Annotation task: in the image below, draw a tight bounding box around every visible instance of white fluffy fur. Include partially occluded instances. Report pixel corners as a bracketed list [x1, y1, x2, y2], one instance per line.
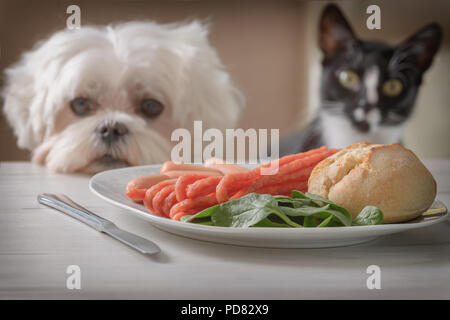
[2, 20, 244, 173]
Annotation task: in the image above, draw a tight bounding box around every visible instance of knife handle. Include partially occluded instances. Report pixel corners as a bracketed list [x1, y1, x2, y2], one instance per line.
[38, 193, 111, 231]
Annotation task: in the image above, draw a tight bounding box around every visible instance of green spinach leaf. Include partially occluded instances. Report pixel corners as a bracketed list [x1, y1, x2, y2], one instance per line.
[352, 206, 384, 226]
[211, 193, 302, 228]
[183, 190, 381, 229]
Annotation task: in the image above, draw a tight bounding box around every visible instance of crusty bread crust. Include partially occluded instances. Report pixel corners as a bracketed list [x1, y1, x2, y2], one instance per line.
[308, 142, 436, 223]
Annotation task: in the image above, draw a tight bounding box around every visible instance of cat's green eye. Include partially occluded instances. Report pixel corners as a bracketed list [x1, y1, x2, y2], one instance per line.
[382, 79, 403, 97]
[338, 70, 360, 90]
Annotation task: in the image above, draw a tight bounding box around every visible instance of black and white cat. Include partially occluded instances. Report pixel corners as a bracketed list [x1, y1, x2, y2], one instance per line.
[280, 4, 442, 154]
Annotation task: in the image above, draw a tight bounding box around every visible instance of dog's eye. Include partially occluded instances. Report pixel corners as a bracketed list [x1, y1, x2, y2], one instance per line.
[70, 97, 93, 116]
[140, 98, 164, 118]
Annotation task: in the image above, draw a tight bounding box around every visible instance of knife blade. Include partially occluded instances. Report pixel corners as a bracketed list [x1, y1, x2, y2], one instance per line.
[37, 193, 161, 255]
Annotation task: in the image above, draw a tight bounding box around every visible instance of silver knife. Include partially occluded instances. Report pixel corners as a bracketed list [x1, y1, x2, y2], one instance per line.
[37, 193, 160, 255]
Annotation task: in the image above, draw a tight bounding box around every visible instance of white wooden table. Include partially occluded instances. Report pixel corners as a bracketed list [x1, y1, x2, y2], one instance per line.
[1, 161, 449, 299]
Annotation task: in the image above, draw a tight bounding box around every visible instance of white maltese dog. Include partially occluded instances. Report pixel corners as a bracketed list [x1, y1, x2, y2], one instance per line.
[2, 21, 244, 173]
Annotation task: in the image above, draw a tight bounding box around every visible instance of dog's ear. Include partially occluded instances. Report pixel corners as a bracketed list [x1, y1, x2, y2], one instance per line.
[171, 21, 245, 129]
[2, 36, 58, 151]
[2, 54, 43, 150]
[2, 28, 88, 151]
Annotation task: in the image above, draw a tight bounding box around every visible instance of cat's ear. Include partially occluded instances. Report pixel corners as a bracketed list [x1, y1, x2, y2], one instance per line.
[396, 23, 442, 73]
[319, 4, 356, 61]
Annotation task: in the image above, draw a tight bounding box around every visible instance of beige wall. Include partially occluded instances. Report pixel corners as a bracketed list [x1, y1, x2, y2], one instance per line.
[0, 0, 449, 161]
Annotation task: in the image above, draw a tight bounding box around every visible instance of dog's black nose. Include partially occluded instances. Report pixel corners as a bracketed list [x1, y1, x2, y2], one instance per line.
[96, 122, 129, 144]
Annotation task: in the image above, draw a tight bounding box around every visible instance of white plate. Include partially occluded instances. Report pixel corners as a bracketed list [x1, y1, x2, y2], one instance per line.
[89, 165, 449, 248]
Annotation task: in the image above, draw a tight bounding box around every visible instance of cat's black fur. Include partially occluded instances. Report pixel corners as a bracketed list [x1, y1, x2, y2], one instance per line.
[280, 4, 442, 154]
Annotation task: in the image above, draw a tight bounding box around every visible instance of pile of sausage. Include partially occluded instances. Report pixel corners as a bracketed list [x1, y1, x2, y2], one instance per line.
[126, 146, 338, 221]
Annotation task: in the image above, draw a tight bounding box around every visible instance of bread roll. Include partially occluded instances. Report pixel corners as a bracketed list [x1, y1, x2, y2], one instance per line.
[308, 142, 436, 223]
